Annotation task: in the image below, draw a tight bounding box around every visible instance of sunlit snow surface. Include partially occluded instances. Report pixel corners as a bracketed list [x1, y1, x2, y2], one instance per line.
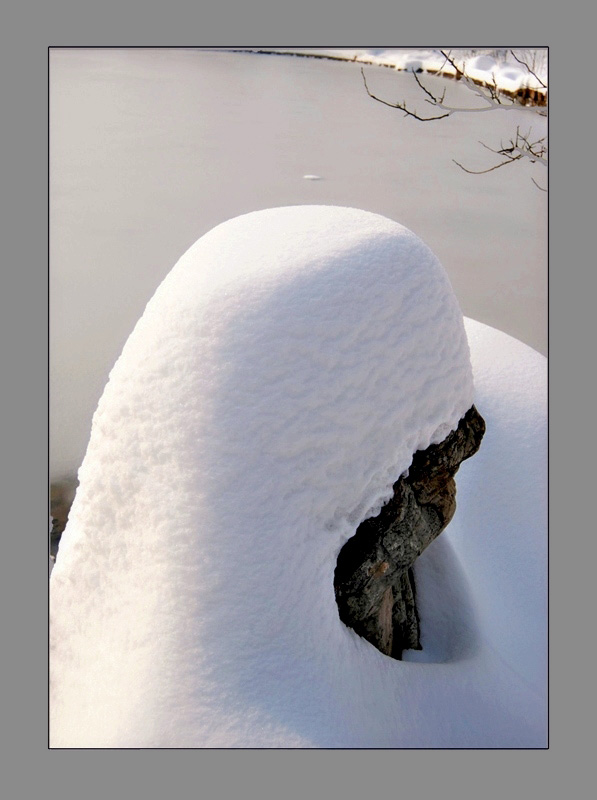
[50, 207, 546, 748]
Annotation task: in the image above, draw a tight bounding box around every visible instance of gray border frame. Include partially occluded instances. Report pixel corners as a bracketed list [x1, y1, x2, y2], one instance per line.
[5, 0, 579, 792]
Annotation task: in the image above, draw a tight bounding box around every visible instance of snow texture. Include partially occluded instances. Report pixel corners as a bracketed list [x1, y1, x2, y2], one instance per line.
[49, 206, 545, 748]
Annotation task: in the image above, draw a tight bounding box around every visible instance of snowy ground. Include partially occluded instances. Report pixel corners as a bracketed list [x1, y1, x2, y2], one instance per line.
[50, 207, 546, 748]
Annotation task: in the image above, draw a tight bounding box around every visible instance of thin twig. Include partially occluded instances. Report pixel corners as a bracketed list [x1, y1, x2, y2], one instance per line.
[490, 72, 502, 104]
[452, 155, 523, 174]
[478, 140, 515, 157]
[509, 49, 547, 89]
[439, 50, 465, 80]
[360, 68, 450, 120]
[411, 68, 441, 102]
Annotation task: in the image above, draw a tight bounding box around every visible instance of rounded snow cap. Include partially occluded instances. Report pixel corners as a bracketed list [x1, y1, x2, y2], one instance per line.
[51, 206, 474, 747]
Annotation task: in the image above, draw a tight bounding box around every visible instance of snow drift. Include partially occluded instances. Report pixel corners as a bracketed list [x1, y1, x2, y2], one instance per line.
[50, 206, 546, 747]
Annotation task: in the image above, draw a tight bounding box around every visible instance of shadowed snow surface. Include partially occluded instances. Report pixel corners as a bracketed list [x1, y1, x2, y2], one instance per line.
[49, 207, 545, 747]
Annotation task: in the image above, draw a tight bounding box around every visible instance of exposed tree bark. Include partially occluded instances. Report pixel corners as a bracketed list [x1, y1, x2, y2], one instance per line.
[334, 405, 486, 660]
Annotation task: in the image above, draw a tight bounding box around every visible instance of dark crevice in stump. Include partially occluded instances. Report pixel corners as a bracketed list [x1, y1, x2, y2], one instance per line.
[334, 405, 485, 660]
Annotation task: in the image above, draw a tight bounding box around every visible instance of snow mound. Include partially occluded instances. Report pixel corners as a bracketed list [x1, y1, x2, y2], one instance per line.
[467, 55, 499, 72]
[50, 208, 545, 748]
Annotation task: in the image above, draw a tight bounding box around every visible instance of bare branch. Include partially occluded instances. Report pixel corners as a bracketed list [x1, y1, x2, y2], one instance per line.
[360, 68, 451, 121]
[436, 50, 453, 75]
[511, 127, 548, 166]
[439, 50, 465, 80]
[453, 155, 523, 174]
[434, 71, 510, 112]
[509, 49, 547, 89]
[411, 68, 441, 103]
[531, 176, 548, 192]
[478, 140, 518, 159]
[490, 72, 502, 104]
[367, 53, 544, 117]
[453, 122, 547, 184]
[471, 127, 548, 170]
[361, 51, 548, 190]
[513, 145, 547, 166]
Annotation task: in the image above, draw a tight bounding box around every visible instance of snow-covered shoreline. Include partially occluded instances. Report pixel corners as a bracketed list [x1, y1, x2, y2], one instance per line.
[220, 47, 548, 105]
